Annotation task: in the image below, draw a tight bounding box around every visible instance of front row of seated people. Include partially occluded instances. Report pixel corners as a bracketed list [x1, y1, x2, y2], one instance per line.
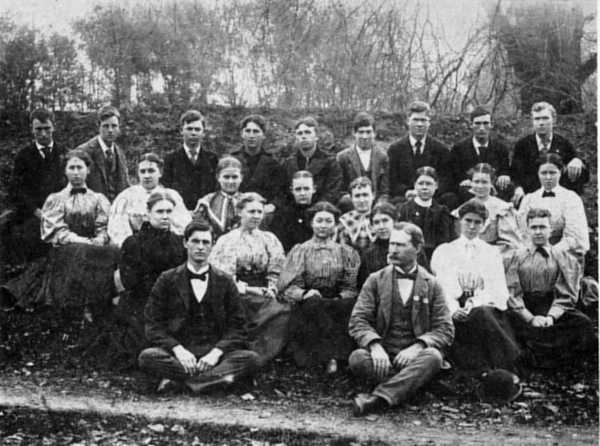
[0, 145, 595, 417]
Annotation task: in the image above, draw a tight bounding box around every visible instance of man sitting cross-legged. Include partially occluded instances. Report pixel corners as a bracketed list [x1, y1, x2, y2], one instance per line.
[138, 221, 260, 393]
[348, 222, 454, 416]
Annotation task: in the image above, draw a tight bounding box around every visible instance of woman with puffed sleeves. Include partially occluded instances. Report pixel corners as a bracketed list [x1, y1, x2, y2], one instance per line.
[278, 201, 361, 374]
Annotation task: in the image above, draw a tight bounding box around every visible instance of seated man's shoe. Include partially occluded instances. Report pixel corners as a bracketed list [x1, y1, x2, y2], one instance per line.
[156, 378, 182, 394]
[352, 392, 387, 417]
[326, 358, 338, 375]
[185, 373, 235, 393]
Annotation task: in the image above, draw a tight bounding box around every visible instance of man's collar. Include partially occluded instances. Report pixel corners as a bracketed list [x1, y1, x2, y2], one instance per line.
[183, 142, 201, 155]
[187, 262, 209, 275]
[409, 134, 427, 147]
[35, 141, 54, 150]
[298, 145, 317, 160]
[472, 136, 488, 148]
[354, 144, 372, 153]
[535, 133, 553, 148]
[98, 136, 114, 153]
[414, 197, 432, 207]
[394, 263, 418, 275]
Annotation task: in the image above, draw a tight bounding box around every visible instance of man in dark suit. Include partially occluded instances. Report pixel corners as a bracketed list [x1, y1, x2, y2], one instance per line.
[162, 110, 219, 210]
[511, 101, 588, 202]
[76, 105, 130, 201]
[138, 221, 260, 393]
[229, 114, 287, 210]
[388, 101, 455, 208]
[4, 108, 65, 262]
[450, 106, 513, 203]
[282, 116, 343, 205]
[348, 222, 454, 416]
[337, 112, 389, 210]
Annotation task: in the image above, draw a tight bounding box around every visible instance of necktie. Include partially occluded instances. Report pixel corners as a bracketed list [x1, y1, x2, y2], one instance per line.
[189, 148, 198, 164]
[105, 149, 115, 173]
[225, 196, 236, 229]
[414, 140, 422, 156]
[42, 146, 51, 159]
[70, 187, 87, 195]
[478, 145, 486, 159]
[395, 267, 417, 280]
[189, 271, 208, 281]
[542, 191, 555, 198]
[535, 247, 549, 259]
[540, 142, 549, 155]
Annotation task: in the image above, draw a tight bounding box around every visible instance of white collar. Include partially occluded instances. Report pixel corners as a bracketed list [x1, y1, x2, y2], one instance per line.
[98, 136, 114, 154]
[409, 134, 427, 148]
[395, 263, 418, 274]
[187, 262, 209, 275]
[355, 144, 372, 154]
[35, 141, 54, 150]
[539, 185, 562, 195]
[459, 234, 481, 247]
[535, 133, 553, 148]
[184, 142, 201, 157]
[472, 136, 488, 148]
[414, 197, 432, 207]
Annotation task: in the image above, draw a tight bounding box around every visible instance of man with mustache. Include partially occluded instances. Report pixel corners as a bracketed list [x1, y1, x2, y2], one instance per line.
[348, 222, 454, 416]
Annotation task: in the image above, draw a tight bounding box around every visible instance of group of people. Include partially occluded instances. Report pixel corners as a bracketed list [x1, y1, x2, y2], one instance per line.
[0, 100, 595, 417]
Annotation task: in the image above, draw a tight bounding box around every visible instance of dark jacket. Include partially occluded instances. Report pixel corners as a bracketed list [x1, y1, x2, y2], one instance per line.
[230, 145, 287, 206]
[388, 136, 453, 199]
[144, 264, 248, 352]
[336, 145, 389, 198]
[348, 265, 454, 352]
[450, 137, 510, 186]
[397, 199, 455, 256]
[511, 133, 589, 194]
[268, 200, 313, 252]
[9, 143, 66, 220]
[282, 148, 343, 204]
[162, 145, 219, 209]
[76, 136, 130, 201]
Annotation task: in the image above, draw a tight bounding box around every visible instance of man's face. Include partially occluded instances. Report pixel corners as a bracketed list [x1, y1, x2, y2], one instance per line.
[291, 177, 316, 205]
[532, 109, 554, 136]
[99, 115, 120, 144]
[241, 121, 265, 150]
[181, 119, 204, 147]
[388, 229, 418, 267]
[471, 114, 492, 141]
[354, 125, 375, 151]
[32, 118, 54, 146]
[528, 217, 551, 247]
[184, 230, 213, 265]
[460, 212, 485, 240]
[295, 124, 318, 152]
[407, 112, 430, 139]
[351, 185, 374, 214]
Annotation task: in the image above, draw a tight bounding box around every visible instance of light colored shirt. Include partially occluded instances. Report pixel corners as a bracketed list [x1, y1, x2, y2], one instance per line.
[187, 263, 209, 302]
[414, 197, 432, 207]
[518, 185, 589, 256]
[471, 137, 488, 156]
[395, 265, 417, 305]
[409, 134, 427, 155]
[355, 146, 371, 171]
[35, 141, 54, 158]
[183, 143, 201, 163]
[98, 136, 115, 157]
[431, 235, 509, 314]
[535, 133, 553, 152]
[108, 184, 191, 247]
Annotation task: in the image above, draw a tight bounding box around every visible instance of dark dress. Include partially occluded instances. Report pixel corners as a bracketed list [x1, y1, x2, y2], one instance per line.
[268, 200, 313, 253]
[398, 199, 454, 261]
[278, 238, 360, 367]
[117, 222, 185, 355]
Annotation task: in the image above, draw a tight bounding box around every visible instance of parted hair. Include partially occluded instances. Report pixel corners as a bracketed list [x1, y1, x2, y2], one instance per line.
[139, 152, 164, 169]
[352, 112, 376, 132]
[236, 192, 266, 212]
[536, 152, 564, 171]
[526, 208, 552, 223]
[458, 198, 489, 220]
[349, 176, 373, 194]
[98, 105, 120, 123]
[468, 163, 496, 182]
[392, 221, 424, 248]
[30, 108, 54, 124]
[307, 201, 341, 222]
[369, 202, 397, 222]
[294, 116, 319, 131]
[240, 114, 267, 133]
[531, 101, 557, 120]
[180, 109, 205, 128]
[291, 170, 314, 181]
[407, 100, 431, 117]
[147, 190, 176, 211]
[470, 106, 491, 122]
[184, 220, 213, 241]
[65, 149, 92, 167]
[415, 166, 439, 183]
[216, 155, 243, 174]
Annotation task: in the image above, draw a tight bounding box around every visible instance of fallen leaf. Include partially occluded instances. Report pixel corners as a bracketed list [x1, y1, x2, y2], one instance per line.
[147, 423, 165, 433]
[241, 393, 255, 401]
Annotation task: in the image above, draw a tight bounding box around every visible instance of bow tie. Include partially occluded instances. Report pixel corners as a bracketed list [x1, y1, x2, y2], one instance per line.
[535, 247, 549, 259]
[189, 271, 208, 281]
[542, 191, 555, 198]
[70, 187, 87, 195]
[395, 268, 417, 280]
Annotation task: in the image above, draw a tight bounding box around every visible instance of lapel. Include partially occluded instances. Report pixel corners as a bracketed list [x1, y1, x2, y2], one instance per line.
[93, 137, 108, 185]
[411, 268, 430, 331]
[379, 266, 395, 330]
[307, 149, 329, 176]
[370, 148, 382, 186]
[347, 147, 363, 177]
[175, 264, 194, 311]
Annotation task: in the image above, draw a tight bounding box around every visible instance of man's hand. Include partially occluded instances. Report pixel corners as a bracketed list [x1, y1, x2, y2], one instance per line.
[566, 157, 583, 182]
[530, 315, 554, 328]
[404, 189, 417, 200]
[34, 208, 43, 219]
[172, 345, 197, 375]
[264, 203, 276, 214]
[369, 342, 391, 381]
[129, 212, 145, 231]
[303, 289, 322, 300]
[459, 179, 472, 188]
[496, 175, 511, 190]
[393, 343, 424, 369]
[453, 308, 470, 322]
[512, 187, 524, 207]
[197, 348, 223, 372]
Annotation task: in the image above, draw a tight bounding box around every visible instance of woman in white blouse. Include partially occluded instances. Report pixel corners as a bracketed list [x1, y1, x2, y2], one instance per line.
[518, 153, 589, 261]
[431, 199, 520, 372]
[108, 153, 190, 247]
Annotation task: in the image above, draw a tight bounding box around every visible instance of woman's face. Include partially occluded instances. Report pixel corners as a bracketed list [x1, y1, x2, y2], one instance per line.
[138, 160, 162, 191]
[414, 174, 437, 201]
[311, 210, 336, 239]
[538, 162, 561, 191]
[148, 199, 174, 230]
[218, 167, 243, 195]
[471, 172, 492, 199]
[460, 212, 484, 240]
[65, 157, 88, 187]
[239, 199, 264, 230]
[372, 213, 394, 240]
